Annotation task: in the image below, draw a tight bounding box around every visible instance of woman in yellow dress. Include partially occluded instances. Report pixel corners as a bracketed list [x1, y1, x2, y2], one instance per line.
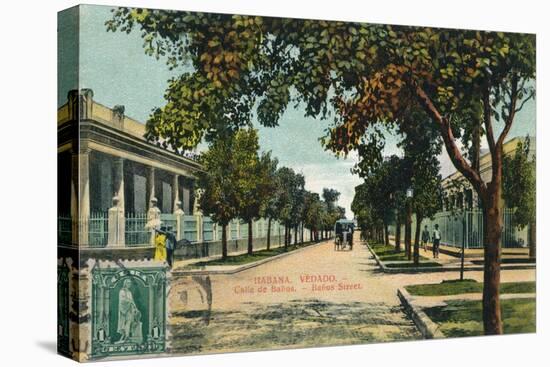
[154, 231, 167, 261]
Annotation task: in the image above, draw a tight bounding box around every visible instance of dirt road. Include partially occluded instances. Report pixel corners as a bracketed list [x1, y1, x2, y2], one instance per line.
[167, 233, 535, 354]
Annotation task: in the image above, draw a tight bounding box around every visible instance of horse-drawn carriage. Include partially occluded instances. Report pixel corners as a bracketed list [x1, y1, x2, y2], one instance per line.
[334, 219, 354, 251]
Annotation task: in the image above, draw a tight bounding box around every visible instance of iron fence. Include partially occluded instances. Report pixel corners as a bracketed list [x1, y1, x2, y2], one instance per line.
[57, 214, 73, 245]
[389, 208, 527, 249]
[202, 217, 214, 242]
[85, 212, 109, 247]
[183, 215, 198, 242]
[160, 213, 177, 233]
[58, 213, 287, 249]
[125, 213, 149, 246]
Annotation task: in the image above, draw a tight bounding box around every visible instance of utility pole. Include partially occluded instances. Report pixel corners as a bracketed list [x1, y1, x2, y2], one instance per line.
[460, 213, 465, 281]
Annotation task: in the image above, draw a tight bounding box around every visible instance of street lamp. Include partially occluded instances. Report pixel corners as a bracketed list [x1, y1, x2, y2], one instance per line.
[406, 188, 415, 263]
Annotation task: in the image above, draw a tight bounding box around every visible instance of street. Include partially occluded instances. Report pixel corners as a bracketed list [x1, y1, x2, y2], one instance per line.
[167, 232, 531, 354]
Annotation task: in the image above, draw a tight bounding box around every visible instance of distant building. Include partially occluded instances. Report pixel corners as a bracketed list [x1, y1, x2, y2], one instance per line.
[441, 136, 536, 211]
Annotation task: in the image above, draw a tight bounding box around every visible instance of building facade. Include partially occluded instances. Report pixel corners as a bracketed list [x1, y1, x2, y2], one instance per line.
[390, 137, 535, 249]
[57, 89, 293, 256]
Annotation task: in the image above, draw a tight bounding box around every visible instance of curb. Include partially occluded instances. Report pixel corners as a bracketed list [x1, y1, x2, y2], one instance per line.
[365, 243, 535, 273]
[172, 240, 327, 276]
[365, 242, 389, 272]
[397, 287, 445, 339]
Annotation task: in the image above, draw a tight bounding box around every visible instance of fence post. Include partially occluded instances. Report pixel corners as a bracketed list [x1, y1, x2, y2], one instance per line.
[174, 201, 184, 241]
[107, 196, 125, 247]
[196, 213, 203, 243]
[147, 197, 161, 246]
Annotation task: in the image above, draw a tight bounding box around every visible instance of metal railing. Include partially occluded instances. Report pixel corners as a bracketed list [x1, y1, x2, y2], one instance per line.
[389, 208, 527, 249]
[57, 213, 288, 249]
[57, 214, 73, 245]
[125, 213, 149, 246]
[87, 212, 109, 247]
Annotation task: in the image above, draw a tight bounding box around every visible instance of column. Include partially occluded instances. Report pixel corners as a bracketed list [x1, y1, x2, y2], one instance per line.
[111, 157, 125, 246]
[147, 167, 156, 210]
[113, 157, 125, 212]
[172, 174, 180, 214]
[73, 143, 90, 247]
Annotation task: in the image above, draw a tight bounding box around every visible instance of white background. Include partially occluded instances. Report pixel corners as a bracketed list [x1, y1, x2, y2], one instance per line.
[0, 0, 548, 366]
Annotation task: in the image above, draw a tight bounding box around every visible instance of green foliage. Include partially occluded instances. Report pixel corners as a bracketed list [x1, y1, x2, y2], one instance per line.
[398, 110, 444, 220]
[424, 298, 535, 337]
[406, 281, 535, 296]
[302, 192, 324, 232]
[197, 129, 267, 226]
[352, 155, 405, 233]
[196, 134, 238, 226]
[503, 137, 536, 229]
[187, 241, 314, 267]
[107, 10, 535, 198]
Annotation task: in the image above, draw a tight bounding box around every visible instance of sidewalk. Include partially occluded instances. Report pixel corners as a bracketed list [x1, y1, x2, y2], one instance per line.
[388, 235, 530, 259]
[369, 240, 535, 273]
[172, 240, 326, 275]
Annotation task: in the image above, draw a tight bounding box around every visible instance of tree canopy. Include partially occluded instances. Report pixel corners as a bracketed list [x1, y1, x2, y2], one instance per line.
[107, 7, 536, 335]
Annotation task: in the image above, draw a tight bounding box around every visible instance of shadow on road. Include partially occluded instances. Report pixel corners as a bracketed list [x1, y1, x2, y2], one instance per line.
[169, 299, 420, 354]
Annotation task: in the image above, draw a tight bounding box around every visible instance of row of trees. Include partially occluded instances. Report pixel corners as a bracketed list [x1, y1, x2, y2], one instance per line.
[108, 8, 535, 334]
[197, 128, 345, 259]
[353, 133, 536, 264]
[352, 111, 443, 266]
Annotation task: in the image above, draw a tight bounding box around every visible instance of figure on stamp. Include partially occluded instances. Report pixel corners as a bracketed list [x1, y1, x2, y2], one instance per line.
[116, 279, 143, 343]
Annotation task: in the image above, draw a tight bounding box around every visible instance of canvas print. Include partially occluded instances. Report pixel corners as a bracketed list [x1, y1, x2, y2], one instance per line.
[57, 4, 536, 362]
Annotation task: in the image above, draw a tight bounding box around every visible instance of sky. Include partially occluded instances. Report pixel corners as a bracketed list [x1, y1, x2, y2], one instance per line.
[59, 5, 536, 217]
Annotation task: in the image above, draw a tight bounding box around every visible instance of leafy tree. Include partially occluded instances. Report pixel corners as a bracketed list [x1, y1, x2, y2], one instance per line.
[503, 137, 536, 259]
[259, 153, 280, 250]
[108, 8, 535, 335]
[354, 153, 407, 249]
[322, 188, 342, 237]
[273, 167, 300, 248]
[290, 174, 306, 245]
[303, 191, 324, 242]
[232, 129, 273, 255]
[196, 134, 239, 259]
[398, 110, 444, 264]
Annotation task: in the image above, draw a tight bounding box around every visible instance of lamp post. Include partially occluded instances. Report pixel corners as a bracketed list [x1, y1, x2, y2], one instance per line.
[405, 188, 413, 261]
[408, 188, 422, 265]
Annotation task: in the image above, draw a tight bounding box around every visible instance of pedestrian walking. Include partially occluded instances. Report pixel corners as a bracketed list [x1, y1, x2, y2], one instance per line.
[165, 229, 175, 268]
[421, 225, 430, 252]
[432, 224, 441, 259]
[156, 226, 176, 268]
[154, 230, 167, 262]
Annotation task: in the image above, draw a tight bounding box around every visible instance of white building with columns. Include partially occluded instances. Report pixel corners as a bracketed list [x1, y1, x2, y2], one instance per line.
[58, 89, 202, 249]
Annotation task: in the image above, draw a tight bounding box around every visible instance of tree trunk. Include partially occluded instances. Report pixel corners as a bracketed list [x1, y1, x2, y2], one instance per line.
[472, 122, 481, 172]
[413, 81, 513, 336]
[481, 188, 504, 335]
[395, 217, 401, 252]
[405, 203, 412, 260]
[301, 222, 305, 243]
[413, 215, 422, 266]
[247, 220, 253, 255]
[221, 224, 228, 259]
[267, 218, 272, 251]
[529, 221, 536, 259]
[384, 222, 390, 246]
[285, 224, 288, 250]
[294, 225, 299, 244]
